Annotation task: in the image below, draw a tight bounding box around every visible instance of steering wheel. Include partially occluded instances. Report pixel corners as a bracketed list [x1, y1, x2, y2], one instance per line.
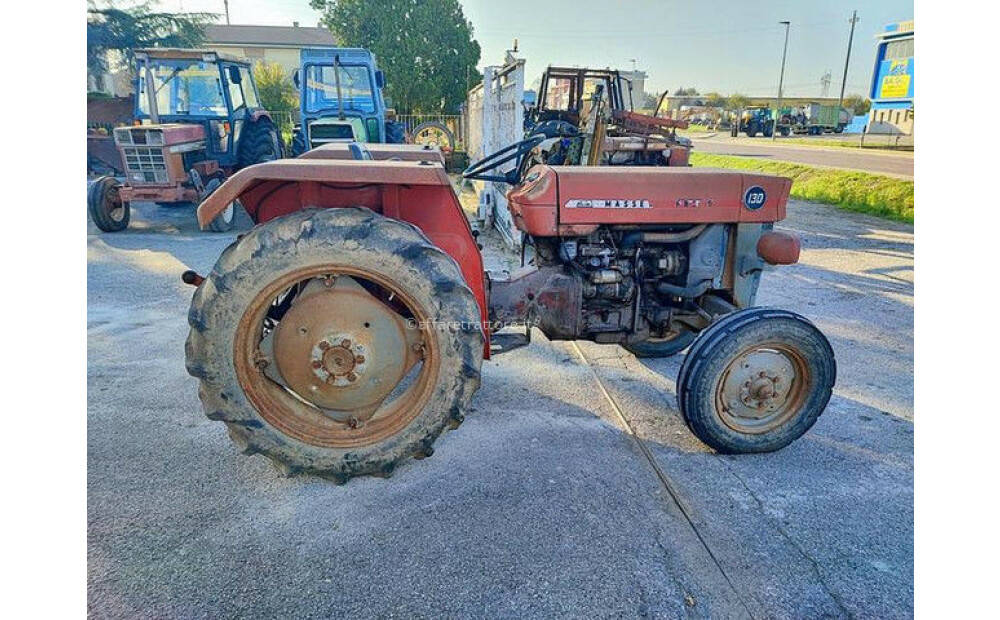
[462, 134, 545, 184]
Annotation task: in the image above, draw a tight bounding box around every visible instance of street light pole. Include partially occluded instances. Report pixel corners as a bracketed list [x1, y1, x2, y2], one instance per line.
[773, 21, 790, 141]
[837, 11, 860, 124]
[224, 0, 231, 25]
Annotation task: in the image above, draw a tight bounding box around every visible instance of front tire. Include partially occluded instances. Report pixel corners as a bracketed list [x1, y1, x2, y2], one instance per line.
[186, 208, 484, 481]
[199, 177, 235, 232]
[290, 126, 308, 157]
[88, 176, 129, 232]
[676, 308, 836, 453]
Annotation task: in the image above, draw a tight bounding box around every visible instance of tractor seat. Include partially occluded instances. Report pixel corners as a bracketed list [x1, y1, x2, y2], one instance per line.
[348, 142, 373, 161]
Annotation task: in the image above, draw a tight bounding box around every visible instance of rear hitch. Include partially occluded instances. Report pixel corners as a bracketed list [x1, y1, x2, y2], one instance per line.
[182, 270, 205, 287]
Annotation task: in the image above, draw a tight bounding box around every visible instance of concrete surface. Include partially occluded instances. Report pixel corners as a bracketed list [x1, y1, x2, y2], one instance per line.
[88, 198, 913, 618]
[691, 135, 914, 179]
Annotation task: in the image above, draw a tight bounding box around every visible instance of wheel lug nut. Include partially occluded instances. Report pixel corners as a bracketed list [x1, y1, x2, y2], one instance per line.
[311, 360, 323, 369]
[341, 339, 352, 348]
[319, 341, 330, 351]
[355, 355, 366, 364]
[346, 372, 358, 382]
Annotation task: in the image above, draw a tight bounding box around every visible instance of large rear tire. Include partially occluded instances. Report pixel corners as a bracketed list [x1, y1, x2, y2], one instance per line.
[677, 308, 836, 454]
[186, 208, 484, 481]
[238, 117, 283, 168]
[385, 120, 405, 144]
[88, 176, 130, 232]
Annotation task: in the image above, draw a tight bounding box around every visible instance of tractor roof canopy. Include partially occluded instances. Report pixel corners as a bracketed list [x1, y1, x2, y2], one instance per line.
[135, 48, 249, 66]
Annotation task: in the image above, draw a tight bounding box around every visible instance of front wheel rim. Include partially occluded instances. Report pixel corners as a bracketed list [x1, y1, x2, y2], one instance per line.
[715, 343, 811, 434]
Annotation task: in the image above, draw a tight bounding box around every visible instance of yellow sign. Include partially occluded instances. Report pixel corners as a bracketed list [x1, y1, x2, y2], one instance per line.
[880, 60, 911, 98]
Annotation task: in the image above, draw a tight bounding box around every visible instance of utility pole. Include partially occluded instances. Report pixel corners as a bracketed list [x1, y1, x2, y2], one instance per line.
[224, 0, 231, 25]
[773, 21, 790, 141]
[837, 11, 860, 119]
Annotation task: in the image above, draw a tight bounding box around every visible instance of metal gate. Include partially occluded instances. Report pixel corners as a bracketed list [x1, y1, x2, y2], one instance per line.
[465, 50, 525, 248]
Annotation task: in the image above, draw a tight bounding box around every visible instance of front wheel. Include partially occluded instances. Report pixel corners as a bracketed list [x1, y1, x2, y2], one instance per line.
[88, 176, 130, 232]
[676, 308, 836, 453]
[199, 177, 236, 232]
[186, 208, 485, 481]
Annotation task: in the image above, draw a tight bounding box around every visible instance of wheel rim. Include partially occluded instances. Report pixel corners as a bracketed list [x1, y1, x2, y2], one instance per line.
[104, 184, 125, 222]
[413, 126, 453, 152]
[234, 265, 438, 448]
[715, 343, 811, 434]
[220, 203, 234, 224]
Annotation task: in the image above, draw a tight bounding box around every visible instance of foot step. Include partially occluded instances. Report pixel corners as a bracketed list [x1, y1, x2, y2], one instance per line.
[490, 331, 531, 355]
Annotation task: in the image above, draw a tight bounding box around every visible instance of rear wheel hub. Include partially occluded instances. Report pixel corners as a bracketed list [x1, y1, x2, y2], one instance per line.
[269, 276, 418, 421]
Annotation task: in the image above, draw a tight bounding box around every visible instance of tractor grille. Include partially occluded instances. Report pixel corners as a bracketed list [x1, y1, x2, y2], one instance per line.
[122, 146, 169, 184]
[310, 123, 356, 145]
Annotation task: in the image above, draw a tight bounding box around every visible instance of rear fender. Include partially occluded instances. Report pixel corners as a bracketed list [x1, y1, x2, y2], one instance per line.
[197, 159, 490, 353]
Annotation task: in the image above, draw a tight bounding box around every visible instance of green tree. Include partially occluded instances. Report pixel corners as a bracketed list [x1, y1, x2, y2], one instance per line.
[254, 61, 297, 135]
[254, 61, 297, 112]
[87, 1, 215, 75]
[843, 94, 871, 115]
[726, 93, 750, 112]
[704, 92, 726, 108]
[310, 0, 481, 113]
[673, 87, 701, 96]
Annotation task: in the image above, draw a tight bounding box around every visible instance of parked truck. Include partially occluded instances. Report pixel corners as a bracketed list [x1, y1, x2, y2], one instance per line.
[780, 104, 851, 135]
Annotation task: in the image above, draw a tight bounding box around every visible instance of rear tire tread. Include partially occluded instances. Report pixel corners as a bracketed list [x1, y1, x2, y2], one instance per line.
[186, 207, 484, 482]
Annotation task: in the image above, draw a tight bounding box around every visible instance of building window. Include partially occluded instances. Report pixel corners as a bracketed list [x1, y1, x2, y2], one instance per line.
[885, 38, 914, 60]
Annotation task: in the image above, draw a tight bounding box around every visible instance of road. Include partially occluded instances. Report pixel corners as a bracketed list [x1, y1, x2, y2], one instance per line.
[692, 135, 914, 179]
[88, 199, 913, 618]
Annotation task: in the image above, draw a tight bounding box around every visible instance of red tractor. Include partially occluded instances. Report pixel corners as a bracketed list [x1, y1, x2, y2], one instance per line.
[183, 140, 836, 482]
[88, 49, 283, 233]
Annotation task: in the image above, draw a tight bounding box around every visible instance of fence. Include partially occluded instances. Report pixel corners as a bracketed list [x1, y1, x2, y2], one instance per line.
[465, 51, 526, 247]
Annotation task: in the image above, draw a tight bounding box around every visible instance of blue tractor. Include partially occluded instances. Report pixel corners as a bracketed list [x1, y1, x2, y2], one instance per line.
[290, 47, 404, 156]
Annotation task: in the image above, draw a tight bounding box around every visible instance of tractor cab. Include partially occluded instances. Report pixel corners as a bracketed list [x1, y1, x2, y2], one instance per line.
[91, 49, 282, 233]
[130, 49, 265, 168]
[291, 47, 401, 155]
[528, 67, 633, 130]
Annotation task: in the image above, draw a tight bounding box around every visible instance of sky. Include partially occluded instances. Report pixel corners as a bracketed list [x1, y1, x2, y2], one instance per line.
[152, 0, 913, 98]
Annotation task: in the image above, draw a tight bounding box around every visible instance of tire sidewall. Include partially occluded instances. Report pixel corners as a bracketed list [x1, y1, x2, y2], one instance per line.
[679, 311, 836, 453]
[88, 176, 129, 232]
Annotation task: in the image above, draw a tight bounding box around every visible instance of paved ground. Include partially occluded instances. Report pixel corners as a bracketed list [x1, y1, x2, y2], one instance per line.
[88, 198, 913, 618]
[691, 135, 914, 179]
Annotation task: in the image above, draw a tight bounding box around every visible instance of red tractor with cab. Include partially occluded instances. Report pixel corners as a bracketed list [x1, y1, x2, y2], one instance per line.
[88, 49, 283, 233]
[182, 138, 835, 482]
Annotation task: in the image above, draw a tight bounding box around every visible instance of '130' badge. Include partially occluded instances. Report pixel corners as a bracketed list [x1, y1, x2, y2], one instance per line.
[743, 186, 767, 210]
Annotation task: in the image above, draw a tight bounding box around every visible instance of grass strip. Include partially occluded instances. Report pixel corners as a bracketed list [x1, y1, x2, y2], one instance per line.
[690, 152, 913, 223]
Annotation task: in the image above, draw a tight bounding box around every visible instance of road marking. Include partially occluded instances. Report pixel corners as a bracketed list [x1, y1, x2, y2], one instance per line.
[569, 341, 756, 619]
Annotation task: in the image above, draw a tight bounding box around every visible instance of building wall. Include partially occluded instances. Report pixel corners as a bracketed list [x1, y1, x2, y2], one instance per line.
[205, 45, 302, 77]
[867, 21, 914, 135]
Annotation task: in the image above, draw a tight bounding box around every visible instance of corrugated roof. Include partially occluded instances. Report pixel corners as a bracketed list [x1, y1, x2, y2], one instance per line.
[204, 24, 337, 47]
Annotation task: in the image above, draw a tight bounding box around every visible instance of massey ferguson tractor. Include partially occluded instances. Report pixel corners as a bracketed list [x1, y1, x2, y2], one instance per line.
[182, 139, 836, 483]
[88, 49, 283, 233]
